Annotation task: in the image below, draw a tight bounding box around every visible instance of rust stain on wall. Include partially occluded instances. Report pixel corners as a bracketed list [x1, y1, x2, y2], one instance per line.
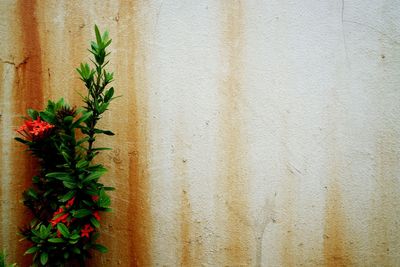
[323, 168, 351, 267]
[15, 0, 43, 112]
[180, 187, 192, 266]
[173, 123, 204, 266]
[217, 1, 251, 265]
[4, 1, 45, 265]
[122, 1, 152, 266]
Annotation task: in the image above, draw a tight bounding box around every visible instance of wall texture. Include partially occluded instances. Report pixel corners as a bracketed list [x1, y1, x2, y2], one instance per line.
[1, 0, 400, 266]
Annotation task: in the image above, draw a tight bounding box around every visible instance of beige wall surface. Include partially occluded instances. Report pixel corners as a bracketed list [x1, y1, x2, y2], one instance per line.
[1, 0, 400, 266]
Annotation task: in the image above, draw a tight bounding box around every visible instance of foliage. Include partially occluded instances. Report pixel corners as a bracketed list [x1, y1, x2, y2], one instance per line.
[15, 25, 116, 266]
[0, 250, 17, 267]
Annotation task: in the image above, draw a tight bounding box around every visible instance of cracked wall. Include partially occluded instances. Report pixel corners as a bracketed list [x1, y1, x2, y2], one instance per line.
[1, 0, 400, 266]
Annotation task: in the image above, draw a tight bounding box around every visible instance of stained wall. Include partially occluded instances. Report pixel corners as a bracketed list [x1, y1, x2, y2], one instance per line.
[1, 1, 400, 266]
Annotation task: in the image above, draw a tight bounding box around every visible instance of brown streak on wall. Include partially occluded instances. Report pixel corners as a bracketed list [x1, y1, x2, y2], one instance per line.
[180, 187, 192, 266]
[323, 172, 350, 267]
[123, 1, 152, 266]
[8, 1, 44, 265]
[218, 1, 251, 265]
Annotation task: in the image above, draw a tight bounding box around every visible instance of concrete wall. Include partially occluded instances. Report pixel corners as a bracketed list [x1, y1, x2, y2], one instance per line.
[1, 0, 400, 266]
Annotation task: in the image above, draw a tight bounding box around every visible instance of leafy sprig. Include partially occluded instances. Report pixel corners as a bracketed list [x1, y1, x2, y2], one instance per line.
[15, 25, 116, 267]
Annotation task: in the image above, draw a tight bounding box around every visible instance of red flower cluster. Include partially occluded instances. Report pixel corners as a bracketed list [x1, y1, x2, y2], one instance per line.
[93, 211, 101, 221]
[17, 117, 54, 141]
[50, 207, 69, 227]
[81, 224, 94, 238]
[66, 197, 75, 208]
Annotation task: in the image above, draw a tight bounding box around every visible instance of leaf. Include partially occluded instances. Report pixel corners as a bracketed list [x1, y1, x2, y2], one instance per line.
[39, 224, 50, 239]
[82, 169, 107, 184]
[94, 25, 102, 46]
[76, 159, 89, 169]
[104, 87, 114, 103]
[27, 109, 39, 119]
[39, 111, 56, 124]
[48, 238, 64, 243]
[93, 129, 114, 136]
[72, 111, 93, 128]
[69, 233, 80, 240]
[40, 252, 48, 266]
[93, 244, 108, 253]
[72, 209, 92, 218]
[14, 137, 30, 144]
[72, 247, 81, 255]
[76, 137, 90, 146]
[57, 223, 70, 238]
[104, 186, 116, 191]
[63, 116, 74, 124]
[98, 189, 111, 208]
[59, 191, 76, 202]
[91, 147, 112, 151]
[46, 172, 73, 182]
[24, 246, 39, 255]
[63, 181, 77, 189]
[90, 217, 100, 228]
[26, 188, 39, 200]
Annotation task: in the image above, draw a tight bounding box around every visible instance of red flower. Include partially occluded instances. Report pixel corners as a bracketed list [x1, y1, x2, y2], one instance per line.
[92, 195, 99, 202]
[93, 211, 101, 221]
[16, 117, 54, 141]
[56, 230, 62, 238]
[81, 224, 94, 238]
[50, 207, 69, 227]
[66, 197, 75, 208]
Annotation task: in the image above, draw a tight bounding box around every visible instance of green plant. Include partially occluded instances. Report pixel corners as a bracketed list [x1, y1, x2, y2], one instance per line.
[15, 25, 116, 266]
[0, 250, 17, 267]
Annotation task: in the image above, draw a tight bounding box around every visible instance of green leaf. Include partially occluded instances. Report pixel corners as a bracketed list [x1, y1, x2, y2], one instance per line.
[14, 137, 30, 144]
[82, 169, 107, 184]
[94, 25, 102, 46]
[72, 209, 92, 218]
[104, 87, 114, 103]
[59, 190, 76, 202]
[46, 172, 73, 182]
[90, 217, 100, 228]
[63, 116, 74, 124]
[91, 147, 112, 151]
[39, 111, 56, 124]
[27, 109, 39, 119]
[98, 189, 111, 208]
[63, 181, 77, 189]
[48, 238, 64, 243]
[26, 188, 39, 200]
[39, 224, 50, 239]
[57, 223, 70, 238]
[93, 129, 114, 136]
[24, 246, 39, 255]
[76, 159, 89, 169]
[93, 244, 108, 253]
[72, 111, 93, 128]
[104, 186, 116, 191]
[76, 137, 90, 146]
[40, 252, 48, 265]
[72, 247, 81, 255]
[69, 233, 80, 240]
